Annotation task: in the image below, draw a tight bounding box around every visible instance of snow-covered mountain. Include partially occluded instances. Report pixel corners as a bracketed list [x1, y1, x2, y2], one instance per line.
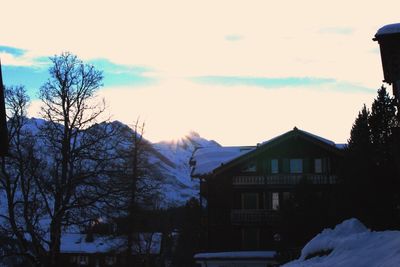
[152, 131, 220, 205]
[15, 118, 219, 207]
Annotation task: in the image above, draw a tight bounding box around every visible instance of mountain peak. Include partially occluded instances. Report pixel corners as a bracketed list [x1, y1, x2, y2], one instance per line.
[187, 131, 200, 138]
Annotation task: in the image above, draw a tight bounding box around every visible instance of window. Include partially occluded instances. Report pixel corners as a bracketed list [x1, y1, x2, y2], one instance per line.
[272, 192, 279, 210]
[314, 158, 322, 173]
[70, 256, 77, 263]
[105, 255, 116, 266]
[242, 161, 256, 173]
[283, 192, 291, 201]
[242, 193, 258, 209]
[79, 255, 89, 265]
[290, 159, 303, 173]
[242, 228, 259, 250]
[271, 159, 279, 174]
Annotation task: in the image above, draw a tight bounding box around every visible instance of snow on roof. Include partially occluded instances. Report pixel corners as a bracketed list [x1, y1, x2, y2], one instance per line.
[60, 233, 162, 254]
[191, 128, 344, 177]
[335, 143, 346, 150]
[259, 128, 337, 148]
[61, 234, 120, 254]
[283, 218, 400, 267]
[376, 23, 400, 36]
[191, 146, 255, 177]
[298, 129, 336, 146]
[194, 251, 276, 260]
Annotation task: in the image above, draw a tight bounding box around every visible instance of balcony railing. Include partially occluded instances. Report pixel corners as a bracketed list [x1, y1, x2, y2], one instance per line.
[232, 174, 337, 185]
[232, 176, 265, 185]
[231, 209, 280, 224]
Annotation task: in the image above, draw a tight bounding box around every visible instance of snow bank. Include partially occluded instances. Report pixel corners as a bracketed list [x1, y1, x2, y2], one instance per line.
[283, 218, 400, 267]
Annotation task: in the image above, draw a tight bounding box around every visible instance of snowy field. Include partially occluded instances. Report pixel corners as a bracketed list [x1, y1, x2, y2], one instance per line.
[283, 218, 400, 267]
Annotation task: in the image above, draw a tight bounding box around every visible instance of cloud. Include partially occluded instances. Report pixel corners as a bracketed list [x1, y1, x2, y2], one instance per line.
[87, 59, 158, 87]
[192, 76, 375, 93]
[0, 45, 26, 57]
[225, 35, 243, 42]
[193, 76, 334, 87]
[1, 55, 158, 98]
[0, 44, 50, 68]
[318, 27, 354, 35]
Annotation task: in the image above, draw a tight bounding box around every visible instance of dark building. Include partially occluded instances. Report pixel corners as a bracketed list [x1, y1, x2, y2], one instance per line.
[191, 127, 344, 254]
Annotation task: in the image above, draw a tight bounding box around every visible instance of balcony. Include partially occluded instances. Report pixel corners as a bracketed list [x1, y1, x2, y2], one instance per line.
[231, 209, 280, 225]
[232, 174, 337, 186]
[232, 176, 265, 185]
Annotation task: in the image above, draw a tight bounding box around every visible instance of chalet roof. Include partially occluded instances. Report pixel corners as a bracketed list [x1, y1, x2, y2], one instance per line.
[60, 233, 162, 254]
[190, 127, 345, 178]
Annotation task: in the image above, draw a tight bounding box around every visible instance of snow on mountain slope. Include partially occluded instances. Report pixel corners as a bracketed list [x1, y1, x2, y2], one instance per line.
[283, 218, 400, 267]
[152, 131, 220, 205]
[1, 118, 218, 207]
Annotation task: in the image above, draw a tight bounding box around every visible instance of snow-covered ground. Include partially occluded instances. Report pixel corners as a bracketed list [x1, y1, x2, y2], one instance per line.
[283, 218, 400, 267]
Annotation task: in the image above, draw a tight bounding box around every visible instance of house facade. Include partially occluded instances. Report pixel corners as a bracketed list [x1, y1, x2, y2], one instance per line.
[191, 127, 344, 255]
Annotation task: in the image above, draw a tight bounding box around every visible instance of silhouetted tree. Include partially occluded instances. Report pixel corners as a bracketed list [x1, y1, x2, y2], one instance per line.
[368, 86, 398, 228]
[348, 104, 371, 153]
[369, 86, 397, 166]
[172, 197, 202, 267]
[0, 86, 47, 266]
[37, 52, 120, 266]
[100, 120, 163, 267]
[343, 86, 399, 229]
[340, 104, 375, 223]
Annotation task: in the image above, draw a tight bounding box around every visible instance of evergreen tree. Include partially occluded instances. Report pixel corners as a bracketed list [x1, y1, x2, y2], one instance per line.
[343, 104, 374, 225]
[368, 86, 399, 228]
[348, 104, 371, 153]
[343, 86, 399, 229]
[369, 86, 397, 166]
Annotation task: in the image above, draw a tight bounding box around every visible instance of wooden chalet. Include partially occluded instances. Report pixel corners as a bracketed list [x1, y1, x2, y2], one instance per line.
[190, 127, 344, 255]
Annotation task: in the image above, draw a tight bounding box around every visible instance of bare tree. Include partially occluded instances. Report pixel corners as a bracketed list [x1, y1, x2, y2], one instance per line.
[101, 119, 163, 267]
[1, 54, 163, 267]
[0, 86, 47, 266]
[37, 52, 121, 266]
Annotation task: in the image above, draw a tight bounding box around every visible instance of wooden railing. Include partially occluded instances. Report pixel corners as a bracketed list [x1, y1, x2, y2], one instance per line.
[231, 209, 280, 224]
[232, 174, 337, 186]
[232, 176, 265, 185]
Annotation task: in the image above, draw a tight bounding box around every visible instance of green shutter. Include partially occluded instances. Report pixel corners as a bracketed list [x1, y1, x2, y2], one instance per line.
[322, 158, 327, 173]
[283, 158, 289, 173]
[264, 158, 270, 174]
[303, 158, 310, 173]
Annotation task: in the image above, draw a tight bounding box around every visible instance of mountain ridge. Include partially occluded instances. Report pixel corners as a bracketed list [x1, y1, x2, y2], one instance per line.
[20, 117, 219, 206]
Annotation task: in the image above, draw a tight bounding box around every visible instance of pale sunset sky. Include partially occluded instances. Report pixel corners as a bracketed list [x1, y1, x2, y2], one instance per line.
[0, 0, 399, 145]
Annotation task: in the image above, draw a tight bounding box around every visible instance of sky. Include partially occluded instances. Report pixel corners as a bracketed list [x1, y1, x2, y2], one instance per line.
[0, 0, 399, 145]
